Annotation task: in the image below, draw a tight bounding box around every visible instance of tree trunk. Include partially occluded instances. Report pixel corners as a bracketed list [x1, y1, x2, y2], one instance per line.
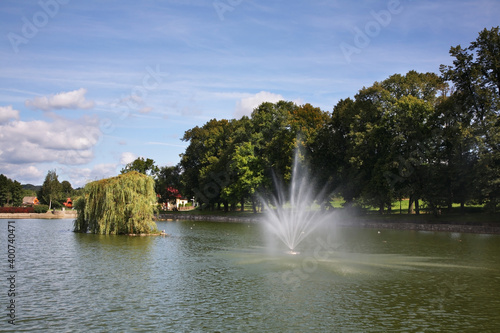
[241, 198, 245, 212]
[415, 199, 420, 215]
[379, 202, 384, 214]
[408, 195, 414, 214]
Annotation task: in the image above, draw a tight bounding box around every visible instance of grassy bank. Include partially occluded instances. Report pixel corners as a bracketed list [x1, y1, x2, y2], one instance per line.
[157, 207, 500, 226]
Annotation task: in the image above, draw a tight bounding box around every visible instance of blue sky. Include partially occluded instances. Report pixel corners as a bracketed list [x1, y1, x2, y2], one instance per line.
[1, 0, 499, 187]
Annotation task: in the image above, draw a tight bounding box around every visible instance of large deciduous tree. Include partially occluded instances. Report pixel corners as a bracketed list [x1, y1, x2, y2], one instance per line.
[121, 157, 159, 177]
[180, 118, 233, 210]
[74, 171, 158, 235]
[322, 71, 446, 213]
[440, 26, 500, 211]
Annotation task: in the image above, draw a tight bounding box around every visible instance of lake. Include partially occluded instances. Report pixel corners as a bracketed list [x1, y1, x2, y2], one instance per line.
[1, 218, 500, 332]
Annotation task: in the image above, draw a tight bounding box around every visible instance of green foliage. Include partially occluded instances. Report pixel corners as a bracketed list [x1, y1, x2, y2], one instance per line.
[180, 118, 235, 210]
[121, 157, 159, 177]
[38, 170, 62, 209]
[73, 171, 158, 234]
[221, 141, 263, 211]
[155, 165, 182, 204]
[179, 102, 330, 212]
[176, 27, 498, 215]
[34, 204, 49, 213]
[0, 174, 24, 207]
[61, 180, 74, 198]
[440, 26, 500, 211]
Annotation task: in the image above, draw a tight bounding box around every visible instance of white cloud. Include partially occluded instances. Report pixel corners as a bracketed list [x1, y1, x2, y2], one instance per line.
[0, 164, 44, 185]
[25, 88, 95, 111]
[120, 152, 137, 165]
[0, 115, 101, 166]
[0, 105, 20, 123]
[234, 91, 285, 118]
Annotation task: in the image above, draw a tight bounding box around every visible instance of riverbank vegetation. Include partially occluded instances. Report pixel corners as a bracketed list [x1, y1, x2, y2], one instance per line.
[0, 170, 82, 211]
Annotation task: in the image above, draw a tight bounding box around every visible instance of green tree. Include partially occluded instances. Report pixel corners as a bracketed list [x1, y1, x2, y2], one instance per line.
[38, 170, 62, 209]
[350, 83, 396, 213]
[155, 165, 182, 205]
[179, 101, 330, 211]
[381, 71, 447, 214]
[440, 26, 500, 211]
[0, 174, 12, 206]
[10, 180, 23, 207]
[73, 171, 158, 235]
[320, 71, 446, 213]
[121, 157, 159, 177]
[0, 175, 27, 207]
[251, 101, 297, 187]
[221, 140, 263, 212]
[311, 98, 360, 208]
[217, 116, 256, 211]
[180, 119, 233, 210]
[61, 180, 73, 198]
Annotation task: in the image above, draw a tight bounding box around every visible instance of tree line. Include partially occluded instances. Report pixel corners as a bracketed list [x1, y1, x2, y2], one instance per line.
[159, 27, 498, 214]
[0, 174, 24, 207]
[0, 170, 77, 209]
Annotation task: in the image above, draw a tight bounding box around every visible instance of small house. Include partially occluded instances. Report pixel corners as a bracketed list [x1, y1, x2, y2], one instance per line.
[22, 197, 39, 206]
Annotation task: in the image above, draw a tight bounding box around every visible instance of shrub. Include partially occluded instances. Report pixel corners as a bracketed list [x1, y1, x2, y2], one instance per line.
[34, 205, 49, 213]
[0, 207, 34, 213]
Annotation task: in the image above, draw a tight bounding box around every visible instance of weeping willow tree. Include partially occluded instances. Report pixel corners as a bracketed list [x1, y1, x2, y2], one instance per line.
[74, 171, 158, 235]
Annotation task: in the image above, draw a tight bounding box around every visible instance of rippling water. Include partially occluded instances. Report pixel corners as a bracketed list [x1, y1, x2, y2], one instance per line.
[1, 219, 499, 332]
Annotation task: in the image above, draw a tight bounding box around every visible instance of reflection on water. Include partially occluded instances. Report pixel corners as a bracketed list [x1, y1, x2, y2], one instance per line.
[1, 219, 499, 332]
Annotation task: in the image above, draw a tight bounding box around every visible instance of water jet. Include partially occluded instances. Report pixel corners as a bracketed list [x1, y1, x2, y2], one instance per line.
[261, 151, 333, 252]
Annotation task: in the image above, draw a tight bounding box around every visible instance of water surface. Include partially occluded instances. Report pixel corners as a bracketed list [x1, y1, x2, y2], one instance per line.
[1, 219, 499, 332]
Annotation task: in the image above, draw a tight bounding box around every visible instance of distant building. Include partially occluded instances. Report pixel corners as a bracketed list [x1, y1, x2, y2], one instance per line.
[159, 187, 190, 210]
[176, 198, 189, 209]
[22, 197, 39, 206]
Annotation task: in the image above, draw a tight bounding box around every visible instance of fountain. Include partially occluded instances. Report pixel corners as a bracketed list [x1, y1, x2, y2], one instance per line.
[261, 152, 333, 253]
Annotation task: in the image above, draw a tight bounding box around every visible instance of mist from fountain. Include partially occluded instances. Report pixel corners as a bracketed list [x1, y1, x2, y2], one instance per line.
[261, 153, 332, 252]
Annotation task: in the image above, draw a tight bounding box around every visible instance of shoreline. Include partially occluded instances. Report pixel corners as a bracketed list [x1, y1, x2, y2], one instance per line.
[0, 211, 78, 219]
[2, 211, 498, 234]
[156, 213, 500, 235]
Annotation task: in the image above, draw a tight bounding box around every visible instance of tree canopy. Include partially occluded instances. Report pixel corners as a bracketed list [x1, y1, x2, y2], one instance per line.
[38, 170, 62, 209]
[0, 174, 23, 207]
[121, 157, 159, 177]
[73, 171, 158, 235]
[177, 27, 499, 214]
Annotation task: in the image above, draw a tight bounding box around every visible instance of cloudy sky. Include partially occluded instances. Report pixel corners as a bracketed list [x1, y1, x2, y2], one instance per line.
[1, 0, 499, 187]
